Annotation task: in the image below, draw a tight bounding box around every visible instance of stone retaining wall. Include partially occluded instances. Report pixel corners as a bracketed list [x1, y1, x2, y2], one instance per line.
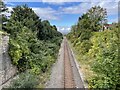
[0, 33, 17, 89]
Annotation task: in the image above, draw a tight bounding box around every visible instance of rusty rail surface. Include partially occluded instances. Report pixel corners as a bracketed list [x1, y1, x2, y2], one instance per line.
[63, 38, 76, 88]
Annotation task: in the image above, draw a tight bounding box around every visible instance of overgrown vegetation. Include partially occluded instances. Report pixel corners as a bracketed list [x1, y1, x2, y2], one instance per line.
[1, 1, 62, 88]
[9, 71, 39, 88]
[67, 6, 120, 89]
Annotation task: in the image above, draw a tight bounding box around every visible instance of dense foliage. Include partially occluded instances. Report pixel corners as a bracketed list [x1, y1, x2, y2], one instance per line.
[4, 5, 62, 72]
[1, 2, 62, 87]
[89, 30, 120, 89]
[67, 6, 120, 89]
[9, 71, 39, 88]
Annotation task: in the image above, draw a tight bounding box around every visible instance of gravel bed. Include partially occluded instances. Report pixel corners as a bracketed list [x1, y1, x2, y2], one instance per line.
[46, 38, 85, 88]
[45, 40, 64, 88]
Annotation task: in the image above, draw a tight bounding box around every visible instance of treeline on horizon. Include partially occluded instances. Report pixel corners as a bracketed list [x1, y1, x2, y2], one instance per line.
[67, 6, 120, 89]
[1, 1, 63, 88]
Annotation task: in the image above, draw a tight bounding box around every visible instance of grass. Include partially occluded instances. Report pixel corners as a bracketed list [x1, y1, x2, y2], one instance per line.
[37, 69, 51, 88]
[9, 69, 51, 88]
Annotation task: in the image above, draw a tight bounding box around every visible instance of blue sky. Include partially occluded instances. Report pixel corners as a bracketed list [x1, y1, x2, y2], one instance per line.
[4, 0, 118, 33]
[5, 2, 81, 26]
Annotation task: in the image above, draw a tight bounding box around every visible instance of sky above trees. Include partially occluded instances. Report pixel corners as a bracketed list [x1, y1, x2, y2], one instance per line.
[3, 0, 118, 34]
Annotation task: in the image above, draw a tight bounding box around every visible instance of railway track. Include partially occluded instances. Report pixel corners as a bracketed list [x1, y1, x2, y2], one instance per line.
[46, 37, 85, 88]
[63, 38, 76, 88]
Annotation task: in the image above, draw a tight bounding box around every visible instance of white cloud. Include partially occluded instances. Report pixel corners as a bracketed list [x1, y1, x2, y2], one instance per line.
[57, 26, 71, 34]
[4, 0, 88, 2]
[67, 27, 71, 31]
[61, 3, 91, 14]
[3, 6, 60, 20]
[42, 0, 83, 3]
[61, 27, 65, 31]
[32, 7, 60, 20]
[7, 6, 13, 12]
[4, 0, 119, 17]
[43, 2, 65, 5]
[59, 2, 118, 24]
[60, 2, 118, 16]
[97, 2, 118, 16]
[91, 0, 119, 2]
[4, 0, 42, 2]
[4, 0, 120, 2]
[3, 0, 118, 24]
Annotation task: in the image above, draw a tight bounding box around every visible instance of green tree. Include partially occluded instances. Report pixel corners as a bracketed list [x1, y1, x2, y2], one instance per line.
[68, 6, 107, 45]
[52, 25, 57, 31]
[37, 20, 62, 40]
[67, 6, 120, 89]
[4, 5, 40, 34]
[87, 6, 107, 31]
[4, 5, 63, 73]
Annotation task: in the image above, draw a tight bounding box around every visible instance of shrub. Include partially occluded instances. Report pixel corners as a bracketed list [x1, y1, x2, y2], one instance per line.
[10, 71, 39, 88]
[89, 30, 120, 89]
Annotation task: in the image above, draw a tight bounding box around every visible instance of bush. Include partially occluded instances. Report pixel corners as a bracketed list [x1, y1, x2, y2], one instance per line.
[79, 29, 92, 42]
[68, 29, 120, 89]
[89, 30, 120, 89]
[7, 6, 63, 73]
[10, 71, 39, 88]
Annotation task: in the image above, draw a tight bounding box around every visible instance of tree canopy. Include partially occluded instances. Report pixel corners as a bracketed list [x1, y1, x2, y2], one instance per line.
[2, 4, 63, 74]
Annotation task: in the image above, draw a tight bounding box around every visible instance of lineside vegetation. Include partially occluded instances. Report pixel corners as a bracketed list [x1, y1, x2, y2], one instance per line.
[67, 6, 120, 89]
